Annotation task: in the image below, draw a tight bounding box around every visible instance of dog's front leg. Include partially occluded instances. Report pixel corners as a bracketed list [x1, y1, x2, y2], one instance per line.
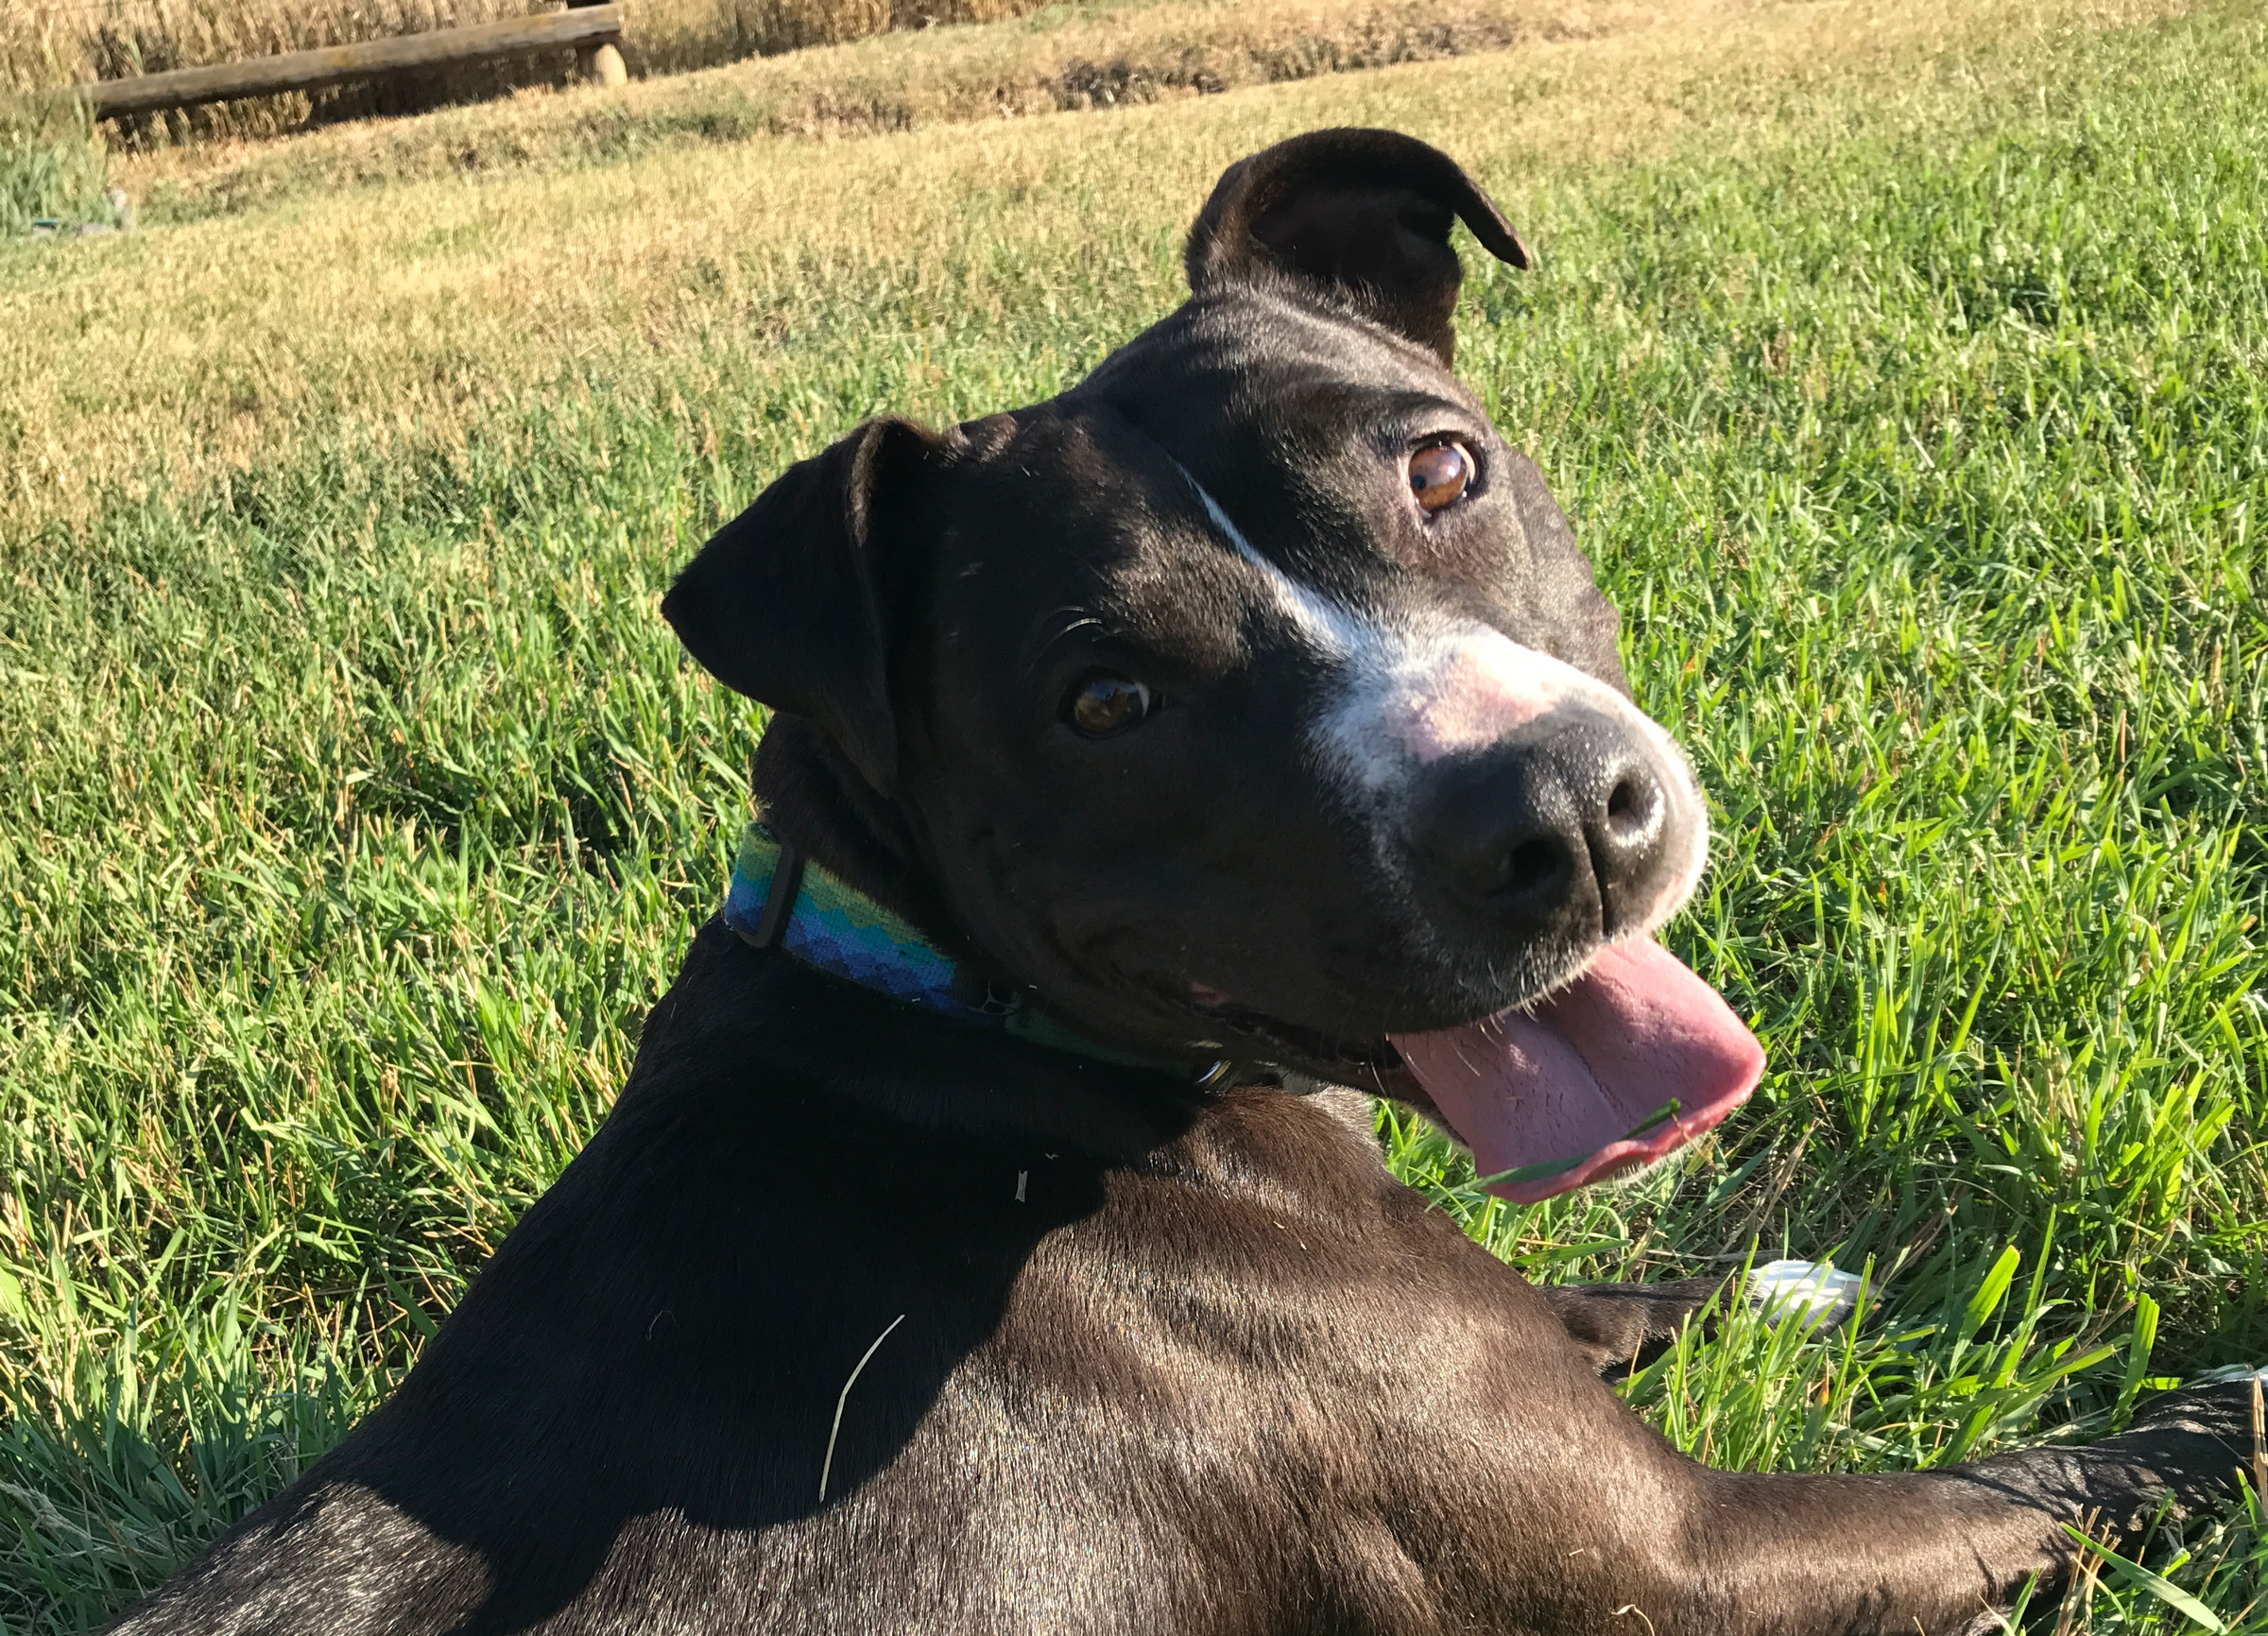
[1559, 1376, 2257, 1635]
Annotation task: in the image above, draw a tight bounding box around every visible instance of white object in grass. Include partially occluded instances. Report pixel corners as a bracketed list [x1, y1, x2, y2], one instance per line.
[2193, 1364, 2268, 1385]
[1746, 1259, 1864, 1328]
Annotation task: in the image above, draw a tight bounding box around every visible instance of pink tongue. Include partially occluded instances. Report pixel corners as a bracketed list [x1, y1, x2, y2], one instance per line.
[1390, 939, 1762, 1203]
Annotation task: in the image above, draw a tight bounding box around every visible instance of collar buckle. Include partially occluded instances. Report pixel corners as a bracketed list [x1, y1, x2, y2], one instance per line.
[747, 841, 805, 951]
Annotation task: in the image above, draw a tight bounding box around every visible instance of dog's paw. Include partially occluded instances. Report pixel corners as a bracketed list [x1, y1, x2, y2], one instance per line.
[2106, 1368, 2265, 1512]
[2132, 1368, 2265, 1439]
[1744, 1260, 1864, 1329]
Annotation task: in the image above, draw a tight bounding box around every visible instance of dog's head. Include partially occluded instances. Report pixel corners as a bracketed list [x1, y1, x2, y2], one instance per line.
[665, 129, 1760, 1198]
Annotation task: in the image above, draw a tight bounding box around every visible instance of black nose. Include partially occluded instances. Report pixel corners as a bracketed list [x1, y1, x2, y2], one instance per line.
[1416, 709, 1677, 942]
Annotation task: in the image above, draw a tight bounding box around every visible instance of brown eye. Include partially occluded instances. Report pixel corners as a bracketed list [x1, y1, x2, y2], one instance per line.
[1409, 442, 1472, 513]
[1067, 673, 1153, 737]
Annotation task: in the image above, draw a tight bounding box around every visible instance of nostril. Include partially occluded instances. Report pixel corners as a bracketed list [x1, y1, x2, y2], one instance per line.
[1417, 715, 1682, 937]
[1603, 768, 1663, 847]
[1501, 835, 1570, 903]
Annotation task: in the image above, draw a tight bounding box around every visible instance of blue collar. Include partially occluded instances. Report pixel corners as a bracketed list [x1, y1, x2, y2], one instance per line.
[722, 822, 1229, 1085]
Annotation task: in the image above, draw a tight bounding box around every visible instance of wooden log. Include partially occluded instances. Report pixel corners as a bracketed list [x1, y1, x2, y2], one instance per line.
[76, 5, 624, 120]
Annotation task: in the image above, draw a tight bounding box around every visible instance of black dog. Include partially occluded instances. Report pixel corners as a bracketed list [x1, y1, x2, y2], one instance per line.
[115, 129, 2256, 1636]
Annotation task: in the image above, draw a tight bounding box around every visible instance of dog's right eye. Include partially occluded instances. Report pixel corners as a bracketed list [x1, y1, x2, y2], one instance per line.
[1066, 673, 1153, 738]
[1409, 441, 1473, 513]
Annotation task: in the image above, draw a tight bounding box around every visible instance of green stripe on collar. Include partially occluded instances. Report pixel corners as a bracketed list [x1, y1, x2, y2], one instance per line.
[722, 821, 1228, 1084]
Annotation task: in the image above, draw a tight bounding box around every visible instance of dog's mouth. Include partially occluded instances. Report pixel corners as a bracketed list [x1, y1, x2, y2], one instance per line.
[1388, 939, 1762, 1202]
[1176, 986, 1404, 1076]
[1188, 939, 1761, 1204]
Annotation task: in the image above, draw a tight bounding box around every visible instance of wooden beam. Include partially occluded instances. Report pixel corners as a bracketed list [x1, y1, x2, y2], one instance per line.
[77, 5, 624, 120]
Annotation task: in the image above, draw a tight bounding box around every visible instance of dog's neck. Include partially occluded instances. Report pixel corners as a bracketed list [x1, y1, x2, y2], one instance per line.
[747, 716, 1242, 1086]
[747, 715, 965, 952]
[722, 818, 1216, 1075]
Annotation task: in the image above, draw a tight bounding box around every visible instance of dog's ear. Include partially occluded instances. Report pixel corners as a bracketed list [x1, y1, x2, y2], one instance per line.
[1184, 128, 1528, 366]
[662, 418, 943, 797]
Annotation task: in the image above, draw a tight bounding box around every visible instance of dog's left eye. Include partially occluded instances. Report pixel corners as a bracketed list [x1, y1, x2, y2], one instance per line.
[1067, 673, 1153, 738]
[1409, 442, 1473, 513]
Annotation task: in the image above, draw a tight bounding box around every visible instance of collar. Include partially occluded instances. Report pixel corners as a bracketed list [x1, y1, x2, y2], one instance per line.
[722, 822, 1232, 1087]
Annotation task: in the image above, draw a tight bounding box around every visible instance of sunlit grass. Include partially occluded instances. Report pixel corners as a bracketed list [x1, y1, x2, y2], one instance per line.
[85, 0, 1709, 216]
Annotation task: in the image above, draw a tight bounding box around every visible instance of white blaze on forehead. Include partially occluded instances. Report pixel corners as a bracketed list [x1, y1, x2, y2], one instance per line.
[1177, 463, 1361, 660]
[1175, 462, 1712, 939]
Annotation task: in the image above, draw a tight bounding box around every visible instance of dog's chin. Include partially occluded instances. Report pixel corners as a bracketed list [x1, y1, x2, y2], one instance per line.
[1058, 948, 1578, 1090]
[1042, 967, 1396, 1084]
[1162, 945, 1590, 1078]
[1176, 987, 1402, 1080]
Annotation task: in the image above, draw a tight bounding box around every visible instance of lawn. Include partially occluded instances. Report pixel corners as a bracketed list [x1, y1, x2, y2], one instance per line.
[2, 0, 2265, 1627]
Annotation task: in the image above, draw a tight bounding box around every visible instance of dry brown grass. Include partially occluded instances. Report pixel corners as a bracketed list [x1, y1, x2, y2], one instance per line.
[0, 0, 1064, 141]
[0, 0, 2212, 537]
[109, 0, 1682, 215]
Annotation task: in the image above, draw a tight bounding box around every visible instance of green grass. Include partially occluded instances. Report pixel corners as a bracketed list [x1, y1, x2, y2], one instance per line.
[3, 0, 2266, 1629]
[0, 95, 109, 236]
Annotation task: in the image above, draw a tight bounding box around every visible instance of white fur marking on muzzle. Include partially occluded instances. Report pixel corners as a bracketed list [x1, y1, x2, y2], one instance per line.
[1174, 467, 1712, 939]
[1319, 624, 1713, 931]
